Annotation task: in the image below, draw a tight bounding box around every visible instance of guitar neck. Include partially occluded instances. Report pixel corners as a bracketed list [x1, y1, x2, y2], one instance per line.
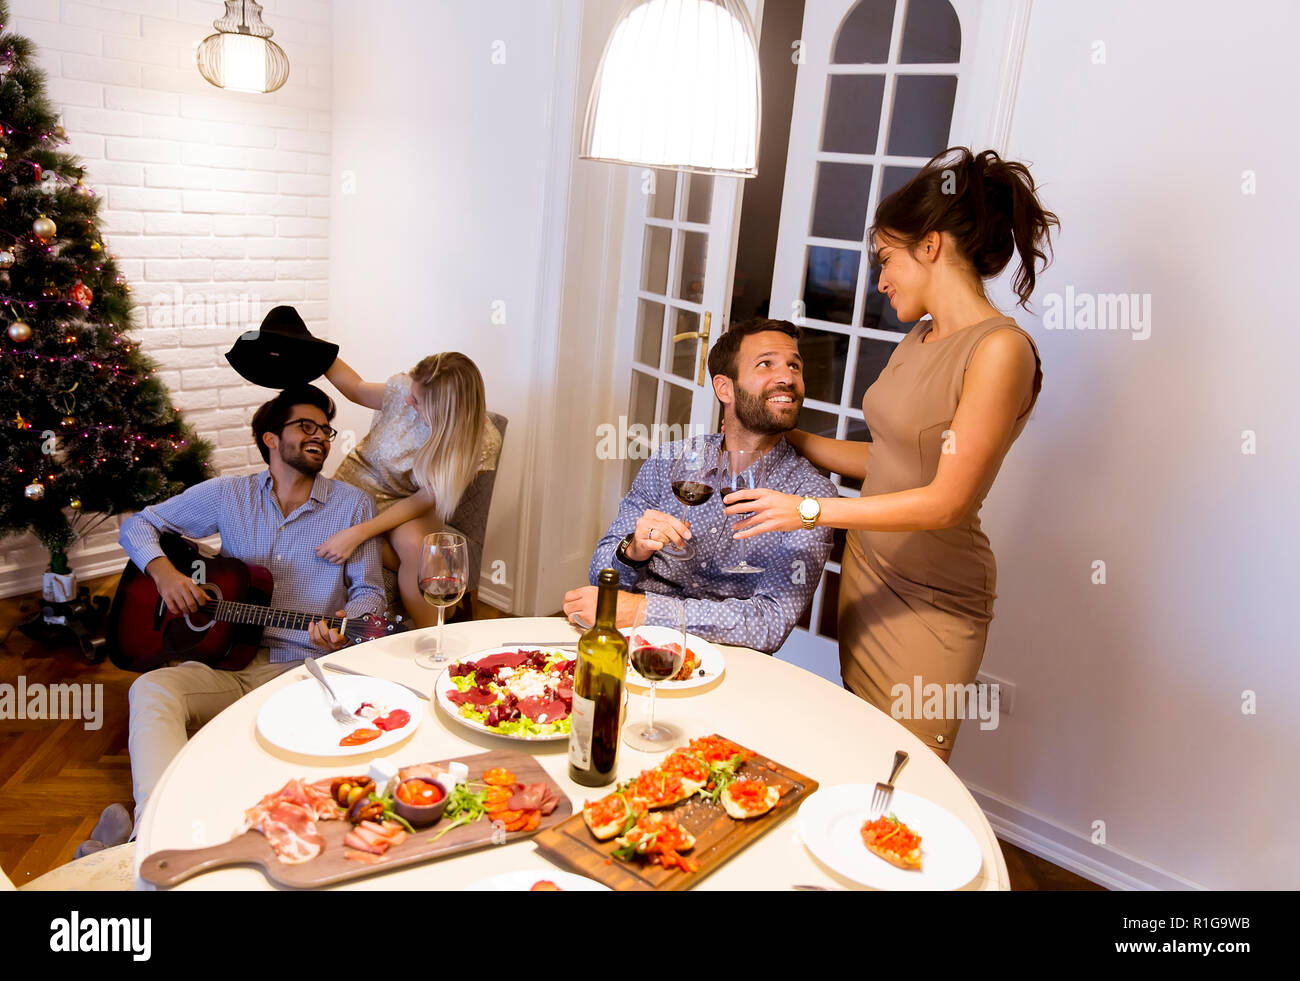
[212, 600, 348, 635]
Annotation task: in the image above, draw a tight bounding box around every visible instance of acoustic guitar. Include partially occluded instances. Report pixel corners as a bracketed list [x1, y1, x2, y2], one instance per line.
[105, 533, 406, 673]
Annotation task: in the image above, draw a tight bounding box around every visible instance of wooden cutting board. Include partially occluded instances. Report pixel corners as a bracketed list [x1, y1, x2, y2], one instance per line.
[531, 735, 817, 890]
[138, 750, 571, 889]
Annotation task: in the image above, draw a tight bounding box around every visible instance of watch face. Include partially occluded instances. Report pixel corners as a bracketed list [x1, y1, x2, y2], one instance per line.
[799, 498, 819, 519]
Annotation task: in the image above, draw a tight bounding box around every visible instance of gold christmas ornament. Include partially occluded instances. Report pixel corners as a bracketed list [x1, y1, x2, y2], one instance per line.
[0, 249, 14, 268]
[7, 320, 31, 342]
[90, 241, 102, 252]
[25, 481, 45, 501]
[70, 498, 82, 510]
[14, 412, 30, 430]
[0, 147, 7, 163]
[61, 414, 77, 427]
[32, 214, 57, 241]
[42, 283, 60, 298]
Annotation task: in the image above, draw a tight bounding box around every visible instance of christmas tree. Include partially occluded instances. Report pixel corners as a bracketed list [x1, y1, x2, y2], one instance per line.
[0, 1, 213, 583]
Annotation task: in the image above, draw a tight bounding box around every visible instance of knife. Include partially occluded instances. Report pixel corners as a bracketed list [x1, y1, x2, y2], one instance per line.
[322, 662, 430, 701]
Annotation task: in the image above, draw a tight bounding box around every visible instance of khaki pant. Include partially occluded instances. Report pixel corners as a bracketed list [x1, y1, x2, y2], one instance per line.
[127, 649, 297, 828]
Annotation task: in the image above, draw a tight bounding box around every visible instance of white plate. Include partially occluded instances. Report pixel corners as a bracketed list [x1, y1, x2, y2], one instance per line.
[256, 674, 423, 758]
[796, 786, 982, 890]
[622, 626, 725, 691]
[434, 646, 577, 742]
[465, 869, 611, 891]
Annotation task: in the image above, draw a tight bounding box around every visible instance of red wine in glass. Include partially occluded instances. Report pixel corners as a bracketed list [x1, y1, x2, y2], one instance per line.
[670, 480, 715, 507]
[630, 644, 684, 683]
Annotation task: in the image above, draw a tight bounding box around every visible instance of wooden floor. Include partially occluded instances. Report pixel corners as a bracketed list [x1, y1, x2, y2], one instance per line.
[0, 575, 1101, 889]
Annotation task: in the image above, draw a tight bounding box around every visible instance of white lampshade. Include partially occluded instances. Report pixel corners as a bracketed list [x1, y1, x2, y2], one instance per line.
[216, 33, 269, 93]
[196, 0, 290, 95]
[580, 0, 761, 177]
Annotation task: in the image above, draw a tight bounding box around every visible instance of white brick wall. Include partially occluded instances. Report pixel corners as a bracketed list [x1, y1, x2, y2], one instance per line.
[1, 0, 333, 596]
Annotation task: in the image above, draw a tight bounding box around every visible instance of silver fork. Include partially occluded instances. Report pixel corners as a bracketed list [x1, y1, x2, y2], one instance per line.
[870, 750, 910, 818]
[304, 657, 363, 726]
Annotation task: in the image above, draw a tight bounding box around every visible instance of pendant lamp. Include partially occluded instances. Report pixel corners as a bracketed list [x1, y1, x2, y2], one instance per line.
[580, 0, 761, 177]
[196, 0, 290, 95]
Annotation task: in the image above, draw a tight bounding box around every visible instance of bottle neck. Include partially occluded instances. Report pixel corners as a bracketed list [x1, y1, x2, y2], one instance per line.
[594, 579, 620, 630]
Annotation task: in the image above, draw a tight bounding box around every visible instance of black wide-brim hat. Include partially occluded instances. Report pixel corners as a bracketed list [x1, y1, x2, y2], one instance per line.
[225, 305, 340, 389]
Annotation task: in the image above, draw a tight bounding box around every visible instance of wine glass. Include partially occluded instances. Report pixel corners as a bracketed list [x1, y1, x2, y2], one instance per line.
[414, 532, 468, 669]
[721, 447, 767, 574]
[622, 602, 686, 752]
[659, 437, 718, 562]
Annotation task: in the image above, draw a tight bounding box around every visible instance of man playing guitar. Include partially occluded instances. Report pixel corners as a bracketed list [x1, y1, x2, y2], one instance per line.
[83, 384, 385, 855]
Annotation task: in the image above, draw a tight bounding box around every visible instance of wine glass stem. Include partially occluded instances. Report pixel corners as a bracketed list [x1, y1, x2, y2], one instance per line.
[646, 681, 657, 733]
[435, 605, 445, 658]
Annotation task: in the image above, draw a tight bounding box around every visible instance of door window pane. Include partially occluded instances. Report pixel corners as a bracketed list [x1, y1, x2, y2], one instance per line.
[668, 307, 700, 380]
[833, 0, 895, 64]
[630, 369, 657, 432]
[840, 416, 871, 490]
[886, 74, 957, 157]
[676, 231, 707, 303]
[642, 226, 671, 294]
[811, 162, 873, 241]
[881, 164, 920, 201]
[648, 169, 677, 220]
[851, 336, 899, 405]
[799, 327, 850, 404]
[664, 381, 692, 429]
[685, 173, 712, 224]
[821, 75, 885, 155]
[900, 0, 961, 64]
[635, 299, 665, 367]
[804, 245, 860, 325]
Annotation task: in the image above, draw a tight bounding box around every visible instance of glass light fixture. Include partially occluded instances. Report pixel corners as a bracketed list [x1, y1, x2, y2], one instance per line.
[196, 0, 289, 95]
[580, 0, 761, 177]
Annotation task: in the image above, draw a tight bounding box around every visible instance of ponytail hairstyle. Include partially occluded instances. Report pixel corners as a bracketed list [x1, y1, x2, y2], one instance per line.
[868, 147, 1060, 309]
[408, 352, 487, 523]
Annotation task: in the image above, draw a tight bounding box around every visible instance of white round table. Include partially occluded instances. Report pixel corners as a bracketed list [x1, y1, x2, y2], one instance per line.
[133, 617, 1010, 890]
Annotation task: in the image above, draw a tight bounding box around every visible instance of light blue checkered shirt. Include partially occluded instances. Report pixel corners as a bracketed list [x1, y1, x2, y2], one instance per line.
[590, 435, 836, 654]
[119, 470, 386, 663]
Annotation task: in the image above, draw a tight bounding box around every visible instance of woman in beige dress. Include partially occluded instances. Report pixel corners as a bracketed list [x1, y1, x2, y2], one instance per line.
[724, 148, 1057, 761]
[315, 352, 501, 628]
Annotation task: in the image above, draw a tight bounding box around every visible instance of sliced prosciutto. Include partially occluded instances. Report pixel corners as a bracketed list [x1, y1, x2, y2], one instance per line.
[243, 778, 340, 864]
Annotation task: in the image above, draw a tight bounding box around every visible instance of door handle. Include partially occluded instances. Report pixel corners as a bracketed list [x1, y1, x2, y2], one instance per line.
[670, 311, 712, 387]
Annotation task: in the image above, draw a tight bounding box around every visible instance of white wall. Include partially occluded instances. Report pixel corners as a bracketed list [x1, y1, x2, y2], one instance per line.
[326, 0, 579, 612]
[953, 0, 1299, 889]
[1, 0, 334, 593]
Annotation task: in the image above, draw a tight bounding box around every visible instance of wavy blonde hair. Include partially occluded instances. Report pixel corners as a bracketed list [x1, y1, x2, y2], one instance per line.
[409, 352, 487, 522]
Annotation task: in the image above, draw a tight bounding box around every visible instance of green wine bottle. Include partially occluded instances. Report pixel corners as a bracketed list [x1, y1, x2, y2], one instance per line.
[567, 568, 627, 787]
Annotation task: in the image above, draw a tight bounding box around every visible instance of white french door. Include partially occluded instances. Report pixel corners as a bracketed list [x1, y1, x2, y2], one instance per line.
[769, 0, 1031, 682]
[609, 166, 745, 495]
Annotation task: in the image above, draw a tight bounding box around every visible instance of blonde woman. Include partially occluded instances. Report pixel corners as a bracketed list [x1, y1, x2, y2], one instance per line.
[316, 352, 501, 627]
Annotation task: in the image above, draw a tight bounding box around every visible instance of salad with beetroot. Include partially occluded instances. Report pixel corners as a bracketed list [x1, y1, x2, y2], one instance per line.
[446, 648, 575, 737]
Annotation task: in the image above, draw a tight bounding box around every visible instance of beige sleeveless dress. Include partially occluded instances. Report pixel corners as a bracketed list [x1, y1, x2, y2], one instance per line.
[838, 316, 1042, 753]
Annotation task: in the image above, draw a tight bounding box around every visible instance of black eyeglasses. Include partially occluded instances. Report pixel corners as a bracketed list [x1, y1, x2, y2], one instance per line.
[282, 418, 338, 441]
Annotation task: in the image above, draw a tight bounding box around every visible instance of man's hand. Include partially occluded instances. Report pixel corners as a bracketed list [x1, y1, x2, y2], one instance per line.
[625, 508, 692, 561]
[148, 558, 210, 615]
[315, 526, 369, 564]
[308, 608, 350, 652]
[562, 587, 647, 630]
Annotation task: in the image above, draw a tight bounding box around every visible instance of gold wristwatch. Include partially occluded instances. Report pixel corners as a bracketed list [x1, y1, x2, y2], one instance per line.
[797, 497, 821, 530]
